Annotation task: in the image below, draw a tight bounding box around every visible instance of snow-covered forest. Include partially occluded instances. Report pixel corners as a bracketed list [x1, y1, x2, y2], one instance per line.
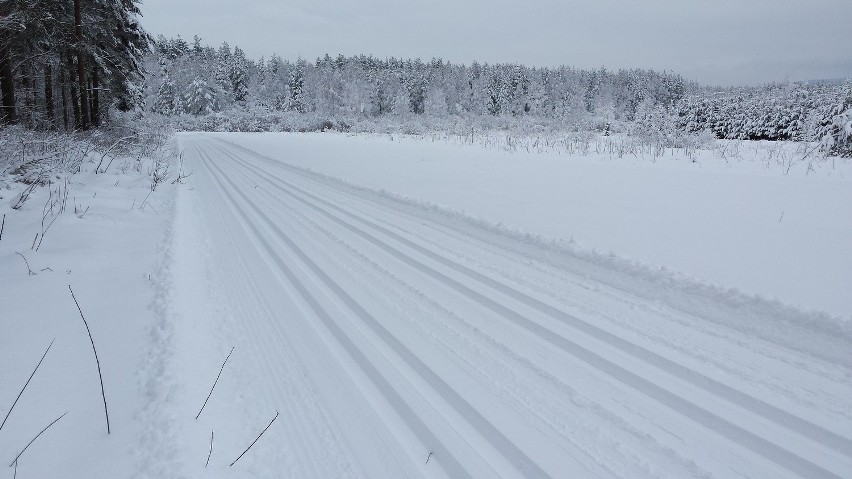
[143, 35, 852, 156]
[147, 36, 691, 128]
[0, 0, 148, 129]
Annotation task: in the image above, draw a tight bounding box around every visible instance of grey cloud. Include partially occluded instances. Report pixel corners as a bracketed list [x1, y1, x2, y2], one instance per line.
[140, 0, 852, 85]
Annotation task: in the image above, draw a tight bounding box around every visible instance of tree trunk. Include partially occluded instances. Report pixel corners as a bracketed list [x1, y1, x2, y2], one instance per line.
[74, 0, 90, 129]
[67, 50, 81, 129]
[45, 63, 55, 128]
[91, 68, 100, 126]
[21, 64, 33, 126]
[29, 66, 39, 126]
[0, 38, 15, 123]
[87, 76, 93, 123]
[59, 57, 69, 130]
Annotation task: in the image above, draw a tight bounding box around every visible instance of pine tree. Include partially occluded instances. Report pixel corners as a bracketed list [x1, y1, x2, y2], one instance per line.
[288, 59, 306, 113]
[214, 42, 232, 99]
[229, 46, 249, 102]
[192, 35, 203, 55]
[184, 77, 217, 115]
[153, 76, 178, 115]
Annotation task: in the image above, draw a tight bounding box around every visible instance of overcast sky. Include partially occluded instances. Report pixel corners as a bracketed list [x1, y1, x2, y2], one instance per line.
[139, 0, 852, 86]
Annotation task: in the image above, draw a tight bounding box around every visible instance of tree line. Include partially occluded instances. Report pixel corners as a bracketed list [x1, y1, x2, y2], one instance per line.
[0, 0, 149, 130]
[147, 35, 851, 156]
[147, 35, 692, 127]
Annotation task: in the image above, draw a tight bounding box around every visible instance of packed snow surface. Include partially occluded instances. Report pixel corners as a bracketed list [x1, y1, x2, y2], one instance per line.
[1, 132, 850, 478]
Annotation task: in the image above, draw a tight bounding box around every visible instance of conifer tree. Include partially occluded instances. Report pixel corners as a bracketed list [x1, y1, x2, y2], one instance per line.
[184, 77, 217, 116]
[288, 59, 306, 113]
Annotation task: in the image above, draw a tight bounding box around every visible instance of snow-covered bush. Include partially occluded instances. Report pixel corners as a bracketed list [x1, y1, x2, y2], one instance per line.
[0, 127, 94, 186]
[0, 111, 175, 200]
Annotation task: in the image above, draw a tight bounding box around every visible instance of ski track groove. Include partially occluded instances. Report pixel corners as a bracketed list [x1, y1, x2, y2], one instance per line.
[202, 136, 850, 478]
[192, 141, 417, 478]
[193, 149, 358, 478]
[218, 142, 720, 478]
[306, 178, 851, 426]
[327, 175, 851, 391]
[191, 143, 327, 476]
[216, 137, 852, 454]
[202, 142, 550, 478]
[239, 163, 669, 478]
[213, 136, 852, 443]
[241, 145, 852, 429]
[195, 144, 485, 478]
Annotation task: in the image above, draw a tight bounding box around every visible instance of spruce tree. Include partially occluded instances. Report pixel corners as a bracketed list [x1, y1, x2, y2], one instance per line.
[288, 59, 306, 113]
[184, 77, 217, 116]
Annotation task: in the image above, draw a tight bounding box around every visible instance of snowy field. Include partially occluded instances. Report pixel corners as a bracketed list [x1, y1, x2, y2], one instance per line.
[1, 132, 851, 478]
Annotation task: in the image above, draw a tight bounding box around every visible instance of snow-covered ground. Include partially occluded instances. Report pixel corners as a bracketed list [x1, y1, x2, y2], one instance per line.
[2, 132, 850, 478]
[216, 132, 852, 320]
[0, 168, 175, 477]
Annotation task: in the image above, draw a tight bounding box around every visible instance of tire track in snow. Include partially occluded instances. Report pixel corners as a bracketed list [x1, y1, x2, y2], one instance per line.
[196, 143, 550, 478]
[207, 137, 849, 479]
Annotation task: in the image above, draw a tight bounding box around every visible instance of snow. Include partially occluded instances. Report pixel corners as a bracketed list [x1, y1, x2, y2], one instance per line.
[0, 169, 174, 477]
[213, 132, 852, 320]
[2, 132, 851, 478]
